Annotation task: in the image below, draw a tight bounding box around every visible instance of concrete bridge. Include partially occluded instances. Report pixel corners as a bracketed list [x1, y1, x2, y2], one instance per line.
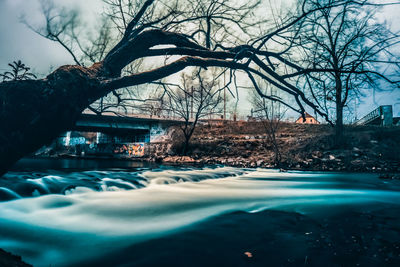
[73, 113, 182, 142]
[50, 114, 183, 158]
[354, 105, 396, 126]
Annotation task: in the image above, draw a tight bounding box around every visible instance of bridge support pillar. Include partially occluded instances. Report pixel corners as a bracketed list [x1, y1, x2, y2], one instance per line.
[65, 131, 71, 146]
[380, 105, 393, 126]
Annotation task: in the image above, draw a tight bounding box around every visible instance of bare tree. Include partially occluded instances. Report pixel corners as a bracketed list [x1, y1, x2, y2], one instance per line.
[163, 68, 223, 155]
[295, 0, 400, 145]
[24, 0, 265, 117]
[250, 82, 286, 166]
[185, 0, 262, 49]
[1, 0, 398, 175]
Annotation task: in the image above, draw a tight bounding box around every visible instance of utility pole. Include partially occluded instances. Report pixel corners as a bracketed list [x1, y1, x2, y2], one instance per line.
[354, 98, 358, 122]
[270, 85, 274, 119]
[223, 71, 226, 120]
[191, 86, 194, 119]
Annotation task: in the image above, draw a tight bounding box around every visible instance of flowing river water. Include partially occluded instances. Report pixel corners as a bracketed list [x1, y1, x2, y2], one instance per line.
[0, 159, 399, 266]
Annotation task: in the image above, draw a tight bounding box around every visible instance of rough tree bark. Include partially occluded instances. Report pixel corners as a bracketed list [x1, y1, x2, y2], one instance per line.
[0, 65, 103, 176]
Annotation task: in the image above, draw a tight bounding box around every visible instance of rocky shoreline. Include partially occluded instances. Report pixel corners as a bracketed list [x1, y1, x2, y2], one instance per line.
[150, 122, 400, 174]
[29, 122, 400, 174]
[159, 155, 400, 175]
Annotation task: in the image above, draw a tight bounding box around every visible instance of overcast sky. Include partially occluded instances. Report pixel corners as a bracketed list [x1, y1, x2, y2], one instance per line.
[0, 0, 399, 120]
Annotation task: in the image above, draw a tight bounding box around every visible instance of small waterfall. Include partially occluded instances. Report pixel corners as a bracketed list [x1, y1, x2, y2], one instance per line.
[0, 166, 247, 200]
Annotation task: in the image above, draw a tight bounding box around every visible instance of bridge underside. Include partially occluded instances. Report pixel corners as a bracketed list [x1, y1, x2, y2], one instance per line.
[73, 125, 149, 136]
[36, 114, 177, 158]
[73, 114, 153, 142]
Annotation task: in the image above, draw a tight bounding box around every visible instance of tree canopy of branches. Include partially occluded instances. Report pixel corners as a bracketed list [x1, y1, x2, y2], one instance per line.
[164, 68, 223, 155]
[0, 0, 399, 176]
[295, 0, 400, 143]
[250, 82, 286, 166]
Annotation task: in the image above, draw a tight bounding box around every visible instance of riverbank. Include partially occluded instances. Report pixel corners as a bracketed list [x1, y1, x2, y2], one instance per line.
[29, 121, 400, 173]
[157, 122, 400, 173]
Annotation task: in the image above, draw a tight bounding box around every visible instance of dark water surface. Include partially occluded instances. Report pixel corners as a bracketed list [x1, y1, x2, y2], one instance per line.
[0, 158, 399, 266]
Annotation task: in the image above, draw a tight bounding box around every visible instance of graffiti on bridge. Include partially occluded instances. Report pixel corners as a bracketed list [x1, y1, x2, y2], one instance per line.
[114, 143, 145, 157]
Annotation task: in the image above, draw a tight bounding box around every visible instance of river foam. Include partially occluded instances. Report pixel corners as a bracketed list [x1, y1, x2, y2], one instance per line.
[0, 167, 399, 266]
[0, 166, 246, 200]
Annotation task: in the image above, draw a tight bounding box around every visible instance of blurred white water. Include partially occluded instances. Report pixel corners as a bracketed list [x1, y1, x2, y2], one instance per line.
[0, 167, 399, 266]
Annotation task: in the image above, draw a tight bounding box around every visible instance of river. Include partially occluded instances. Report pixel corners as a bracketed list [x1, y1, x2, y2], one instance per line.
[0, 158, 400, 266]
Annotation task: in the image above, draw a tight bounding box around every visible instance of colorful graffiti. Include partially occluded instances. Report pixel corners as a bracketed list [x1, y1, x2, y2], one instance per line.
[61, 137, 86, 146]
[113, 143, 145, 157]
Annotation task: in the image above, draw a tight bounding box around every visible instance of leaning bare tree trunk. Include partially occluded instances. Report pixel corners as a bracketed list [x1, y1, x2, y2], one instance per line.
[0, 37, 235, 176]
[0, 0, 344, 176]
[0, 65, 105, 176]
[0, 29, 234, 176]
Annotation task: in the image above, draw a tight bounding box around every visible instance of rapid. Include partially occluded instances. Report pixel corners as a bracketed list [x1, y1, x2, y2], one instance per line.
[0, 160, 399, 266]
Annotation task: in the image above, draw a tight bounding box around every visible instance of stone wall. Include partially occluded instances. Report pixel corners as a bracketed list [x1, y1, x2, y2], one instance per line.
[147, 142, 173, 159]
